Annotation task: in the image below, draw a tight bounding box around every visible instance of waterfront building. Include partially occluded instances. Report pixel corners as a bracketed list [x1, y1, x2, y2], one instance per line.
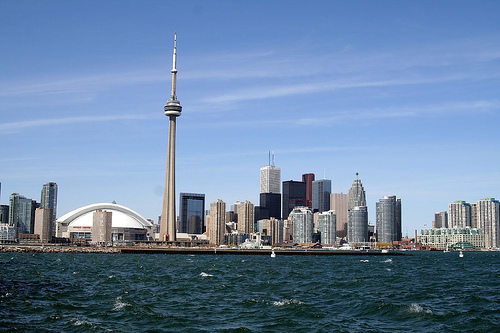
[470, 203, 478, 228]
[209, 199, 226, 246]
[160, 33, 183, 242]
[449, 201, 471, 228]
[0, 205, 9, 224]
[40, 182, 58, 238]
[237, 200, 255, 234]
[434, 211, 448, 229]
[56, 203, 153, 242]
[312, 179, 331, 213]
[9, 193, 37, 235]
[289, 206, 313, 244]
[317, 210, 337, 245]
[376, 196, 402, 244]
[348, 172, 366, 210]
[34, 208, 52, 243]
[331, 193, 348, 238]
[476, 198, 499, 248]
[282, 180, 307, 219]
[418, 227, 484, 250]
[260, 163, 281, 194]
[0, 224, 16, 242]
[302, 173, 315, 209]
[92, 210, 112, 244]
[179, 193, 205, 234]
[347, 206, 368, 244]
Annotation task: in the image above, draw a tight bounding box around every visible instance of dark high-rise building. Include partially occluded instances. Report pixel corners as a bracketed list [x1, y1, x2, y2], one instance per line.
[312, 179, 331, 213]
[282, 180, 307, 219]
[41, 182, 58, 238]
[259, 193, 281, 220]
[9, 193, 37, 234]
[302, 173, 315, 209]
[376, 195, 402, 244]
[0, 205, 9, 224]
[179, 193, 205, 234]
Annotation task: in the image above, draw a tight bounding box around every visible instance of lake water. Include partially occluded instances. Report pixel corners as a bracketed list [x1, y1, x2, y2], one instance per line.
[0, 251, 498, 332]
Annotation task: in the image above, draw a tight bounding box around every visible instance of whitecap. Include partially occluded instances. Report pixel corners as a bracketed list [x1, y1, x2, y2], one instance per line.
[408, 303, 432, 314]
[382, 258, 393, 263]
[108, 275, 115, 279]
[200, 272, 213, 277]
[360, 260, 369, 263]
[113, 296, 131, 311]
[273, 299, 305, 307]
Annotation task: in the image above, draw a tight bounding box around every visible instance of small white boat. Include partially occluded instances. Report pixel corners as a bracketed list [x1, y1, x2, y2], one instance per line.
[271, 249, 276, 258]
[443, 244, 449, 253]
[459, 250, 464, 258]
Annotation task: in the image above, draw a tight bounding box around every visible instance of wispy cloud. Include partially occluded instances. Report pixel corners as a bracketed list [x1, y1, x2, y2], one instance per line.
[0, 114, 155, 134]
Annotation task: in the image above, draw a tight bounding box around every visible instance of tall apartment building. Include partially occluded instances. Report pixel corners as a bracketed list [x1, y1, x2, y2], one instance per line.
[302, 173, 315, 209]
[237, 200, 254, 234]
[449, 201, 471, 228]
[312, 179, 331, 213]
[282, 180, 306, 219]
[434, 211, 448, 228]
[92, 210, 112, 244]
[40, 182, 58, 237]
[289, 206, 313, 244]
[34, 208, 52, 243]
[331, 193, 348, 238]
[376, 195, 402, 244]
[179, 193, 205, 234]
[209, 199, 226, 245]
[9, 193, 37, 235]
[348, 206, 368, 244]
[477, 198, 499, 249]
[317, 210, 337, 245]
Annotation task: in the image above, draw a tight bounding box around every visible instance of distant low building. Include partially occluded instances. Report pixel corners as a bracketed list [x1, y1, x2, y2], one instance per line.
[418, 227, 484, 250]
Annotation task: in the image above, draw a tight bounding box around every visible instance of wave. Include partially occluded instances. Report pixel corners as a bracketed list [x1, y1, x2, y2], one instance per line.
[273, 299, 305, 307]
[407, 303, 432, 314]
[113, 296, 131, 311]
[200, 272, 214, 277]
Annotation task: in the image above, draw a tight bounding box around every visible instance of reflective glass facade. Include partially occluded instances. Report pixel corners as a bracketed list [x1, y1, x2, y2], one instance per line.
[179, 193, 205, 234]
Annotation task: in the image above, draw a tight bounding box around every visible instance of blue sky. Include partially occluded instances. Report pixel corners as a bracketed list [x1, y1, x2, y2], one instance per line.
[1, 0, 499, 234]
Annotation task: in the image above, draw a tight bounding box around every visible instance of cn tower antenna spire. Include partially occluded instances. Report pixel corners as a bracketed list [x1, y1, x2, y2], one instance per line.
[170, 32, 178, 101]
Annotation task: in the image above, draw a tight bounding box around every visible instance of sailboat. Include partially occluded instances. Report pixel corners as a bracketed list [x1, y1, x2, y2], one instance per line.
[443, 244, 449, 253]
[271, 249, 276, 258]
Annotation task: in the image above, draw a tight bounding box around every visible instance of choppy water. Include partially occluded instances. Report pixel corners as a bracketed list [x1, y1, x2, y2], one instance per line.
[0, 251, 499, 332]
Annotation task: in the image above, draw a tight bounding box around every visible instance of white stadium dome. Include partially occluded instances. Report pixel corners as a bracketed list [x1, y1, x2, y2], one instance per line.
[57, 202, 153, 229]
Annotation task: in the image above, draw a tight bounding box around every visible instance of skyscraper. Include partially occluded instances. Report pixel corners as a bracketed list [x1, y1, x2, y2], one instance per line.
[312, 179, 331, 213]
[434, 211, 448, 228]
[260, 153, 281, 194]
[282, 180, 306, 219]
[317, 210, 337, 245]
[259, 193, 281, 220]
[477, 198, 499, 248]
[161, 33, 183, 242]
[302, 173, 315, 209]
[209, 199, 226, 245]
[348, 172, 366, 210]
[34, 208, 52, 243]
[179, 193, 205, 234]
[376, 195, 402, 244]
[92, 210, 112, 244]
[448, 201, 471, 228]
[331, 193, 348, 238]
[41, 182, 58, 238]
[348, 206, 368, 244]
[289, 206, 313, 244]
[237, 200, 254, 234]
[9, 193, 37, 235]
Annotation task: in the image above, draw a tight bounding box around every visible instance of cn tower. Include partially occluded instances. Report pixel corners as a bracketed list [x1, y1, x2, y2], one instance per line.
[160, 33, 182, 242]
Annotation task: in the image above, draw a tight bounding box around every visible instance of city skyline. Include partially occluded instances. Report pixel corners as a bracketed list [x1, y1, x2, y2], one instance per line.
[1, 1, 500, 234]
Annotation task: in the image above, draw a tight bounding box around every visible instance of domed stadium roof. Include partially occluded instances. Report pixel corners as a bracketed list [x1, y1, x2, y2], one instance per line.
[57, 203, 153, 229]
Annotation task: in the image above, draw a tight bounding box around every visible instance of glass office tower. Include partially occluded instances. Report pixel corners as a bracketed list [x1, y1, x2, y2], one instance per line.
[179, 193, 205, 234]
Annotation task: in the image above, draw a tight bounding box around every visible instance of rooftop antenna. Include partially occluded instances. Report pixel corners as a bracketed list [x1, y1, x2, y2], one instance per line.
[268, 151, 271, 166]
[272, 151, 275, 167]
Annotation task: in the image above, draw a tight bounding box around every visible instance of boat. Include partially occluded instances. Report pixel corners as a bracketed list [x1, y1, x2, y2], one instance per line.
[459, 250, 464, 258]
[271, 249, 276, 258]
[443, 244, 449, 253]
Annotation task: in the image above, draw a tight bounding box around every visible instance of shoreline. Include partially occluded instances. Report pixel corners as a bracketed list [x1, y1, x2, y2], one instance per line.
[0, 245, 411, 256]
